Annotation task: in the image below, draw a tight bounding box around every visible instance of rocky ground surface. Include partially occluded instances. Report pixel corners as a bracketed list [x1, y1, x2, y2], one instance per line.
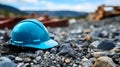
[0, 16, 120, 67]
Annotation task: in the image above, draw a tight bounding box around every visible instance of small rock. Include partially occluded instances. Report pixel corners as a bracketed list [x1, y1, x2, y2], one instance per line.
[50, 48, 57, 54]
[80, 57, 92, 67]
[15, 57, 23, 62]
[83, 35, 93, 41]
[73, 63, 78, 67]
[50, 33, 56, 39]
[24, 57, 32, 63]
[0, 57, 16, 67]
[58, 43, 75, 57]
[97, 40, 115, 50]
[84, 29, 92, 34]
[65, 58, 71, 63]
[17, 63, 24, 67]
[23, 63, 31, 67]
[110, 46, 120, 53]
[75, 58, 81, 64]
[112, 53, 120, 64]
[91, 30, 102, 37]
[100, 30, 109, 37]
[33, 60, 38, 64]
[31, 64, 40, 67]
[71, 43, 78, 48]
[62, 57, 65, 62]
[93, 56, 116, 67]
[35, 50, 44, 56]
[7, 55, 15, 60]
[44, 51, 50, 55]
[90, 41, 100, 48]
[70, 29, 82, 35]
[92, 52, 106, 58]
[89, 58, 96, 64]
[44, 51, 50, 59]
[114, 35, 120, 41]
[92, 23, 99, 28]
[35, 56, 41, 61]
[26, 53, 37, 59]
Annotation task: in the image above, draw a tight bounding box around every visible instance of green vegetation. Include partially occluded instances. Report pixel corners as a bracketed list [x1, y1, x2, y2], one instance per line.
[0, 4, 27, 18]
[0, 9, 19, 17]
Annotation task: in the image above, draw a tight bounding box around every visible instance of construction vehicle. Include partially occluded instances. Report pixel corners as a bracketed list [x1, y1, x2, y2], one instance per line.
[87, 5, 120, 21]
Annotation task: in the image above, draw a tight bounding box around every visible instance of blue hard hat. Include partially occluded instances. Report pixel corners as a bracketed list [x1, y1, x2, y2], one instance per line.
[9, 19, 58, 49]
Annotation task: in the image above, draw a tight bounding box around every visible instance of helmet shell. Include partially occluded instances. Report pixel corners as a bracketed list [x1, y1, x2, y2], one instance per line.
[10, 19, 58, 49]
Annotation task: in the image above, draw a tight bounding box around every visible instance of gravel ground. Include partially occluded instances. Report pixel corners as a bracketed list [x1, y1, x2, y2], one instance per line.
[0, 16, 120, 67]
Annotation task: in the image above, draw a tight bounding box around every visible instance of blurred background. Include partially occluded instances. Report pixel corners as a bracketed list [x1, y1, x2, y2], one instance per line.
[0, 0, 120, 29]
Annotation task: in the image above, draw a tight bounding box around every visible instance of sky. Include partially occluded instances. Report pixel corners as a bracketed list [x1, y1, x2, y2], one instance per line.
[0, 0, 120, 12]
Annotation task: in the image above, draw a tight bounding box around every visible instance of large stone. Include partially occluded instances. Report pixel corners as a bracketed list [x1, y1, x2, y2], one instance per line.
[58, 43, 75, 57]
[93, 56, 116, 67]
[97, 40, 115, 50]
[0, 57, 16, 67]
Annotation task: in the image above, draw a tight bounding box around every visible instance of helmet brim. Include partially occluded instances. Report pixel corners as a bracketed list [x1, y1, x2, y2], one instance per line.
[10, 39, 58, 49]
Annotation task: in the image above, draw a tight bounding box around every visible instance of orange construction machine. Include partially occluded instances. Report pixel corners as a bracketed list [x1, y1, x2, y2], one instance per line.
[87, 5, 120, 21]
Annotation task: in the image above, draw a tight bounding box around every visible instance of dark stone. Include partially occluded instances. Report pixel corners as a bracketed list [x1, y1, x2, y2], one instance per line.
[50, 48, 57, 54]
[91, 30, 102, 37]
[75, 58, 81, 64]
[114, 35, 120, 41]
[112, 53, 120, 64]
[7, 55, 15, 60]
[97, 40, 115, 50]
[113, 31, 120, 36]
[3, 32, 10, 42]
[58, 43, 75, 57]
[50, 33, 56, 39]
[92, 23, 99, 28]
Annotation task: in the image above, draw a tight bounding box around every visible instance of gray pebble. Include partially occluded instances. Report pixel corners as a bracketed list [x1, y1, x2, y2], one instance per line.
[24, 57, 32, 63]
[15, 57, 23, 62]
[35, 50, 44, 56]
[17, 63, 24, 67]
[23, 63, 30, 67]
[32, 60, 38, 64]
[35, 56, 41, 62]
[58, 43, 75, 57]
[50, 48, 57, 54]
